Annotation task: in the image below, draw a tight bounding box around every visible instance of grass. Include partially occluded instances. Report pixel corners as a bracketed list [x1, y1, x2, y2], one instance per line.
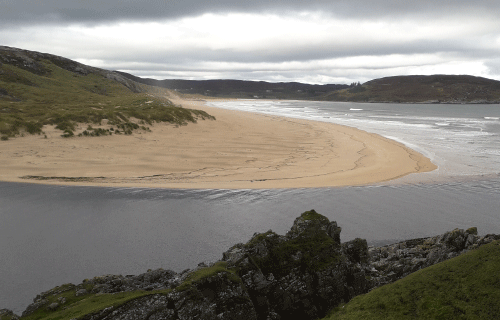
[176, 261, 241, 292]
[323, 240, 500, 319]
[20, 291, 172, 320]
[0, 58, 214, 139]
[320, 75, 500, 103]
[12, 281, 171, 320]
[14, 262, 239, 320]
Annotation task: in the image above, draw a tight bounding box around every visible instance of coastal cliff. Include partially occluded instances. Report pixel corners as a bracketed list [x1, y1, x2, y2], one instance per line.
[3, 210, 499, 320]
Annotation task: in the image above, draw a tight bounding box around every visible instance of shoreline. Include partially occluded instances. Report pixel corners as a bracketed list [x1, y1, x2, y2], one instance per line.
[0, 97, 437, 189]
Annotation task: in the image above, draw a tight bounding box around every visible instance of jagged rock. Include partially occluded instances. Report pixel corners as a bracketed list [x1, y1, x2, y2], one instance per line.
[367, 228, 500, 288]
[81, 272, 257, 320]
[0, 309, 20, 319]
[21, 298, 49, 317]
[220, 209, 370, 320]
[342, 238, 369, 263]
[75, 289, 88, 296]
[47, 302, 59, 311]
[17, 210, 500, 320]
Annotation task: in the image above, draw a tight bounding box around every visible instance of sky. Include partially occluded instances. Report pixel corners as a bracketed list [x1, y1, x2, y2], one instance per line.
[2, 0, 500, 84]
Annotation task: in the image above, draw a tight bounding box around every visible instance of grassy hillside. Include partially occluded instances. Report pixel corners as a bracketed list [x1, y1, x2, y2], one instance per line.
[324, 240, 500, 319]
[116, 71, 349, 100]
[320, 75, 500, 103]
[0, 46, 213, 140]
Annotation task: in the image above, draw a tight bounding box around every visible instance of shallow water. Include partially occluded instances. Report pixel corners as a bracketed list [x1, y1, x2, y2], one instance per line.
[1, 101, 500, 314]
[207, 101, 500, 180]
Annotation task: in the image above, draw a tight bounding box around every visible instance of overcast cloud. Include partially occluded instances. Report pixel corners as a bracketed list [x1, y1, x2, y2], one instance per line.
[1, 0, 500, 84]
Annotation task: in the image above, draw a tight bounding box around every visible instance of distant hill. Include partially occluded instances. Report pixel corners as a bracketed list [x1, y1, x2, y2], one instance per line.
[0, 46, 212, 139]
[320, 75, 500, 103]
[116, 71, 349, 99]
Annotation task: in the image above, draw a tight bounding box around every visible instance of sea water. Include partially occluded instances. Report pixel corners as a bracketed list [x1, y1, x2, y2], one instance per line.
[1, 101, 499, 314]
[206, 100, 500, 180]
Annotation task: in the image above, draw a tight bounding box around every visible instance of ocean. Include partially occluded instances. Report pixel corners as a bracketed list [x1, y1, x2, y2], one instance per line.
[1, 101, 499, 314]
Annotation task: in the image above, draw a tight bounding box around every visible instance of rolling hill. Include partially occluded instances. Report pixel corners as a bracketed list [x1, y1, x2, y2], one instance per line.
[116, 71, 349, 99]
[320, 75, 500, 103]
[0, 46, 213, 140]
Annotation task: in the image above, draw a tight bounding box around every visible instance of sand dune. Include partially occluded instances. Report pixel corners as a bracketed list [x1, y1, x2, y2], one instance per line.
[0, 98, 436, 189]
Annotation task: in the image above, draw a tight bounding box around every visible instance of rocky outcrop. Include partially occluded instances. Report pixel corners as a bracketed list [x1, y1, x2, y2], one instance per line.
[220, 211, 370, 319]
[0, 308, 20, 320]
[367, 227, 500, 287]
[14, 210, 500, 320]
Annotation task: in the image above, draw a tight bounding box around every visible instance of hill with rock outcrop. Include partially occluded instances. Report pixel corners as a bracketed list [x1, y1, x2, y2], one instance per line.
[2, 210, 499, 320]
[320, 75, 500, 103]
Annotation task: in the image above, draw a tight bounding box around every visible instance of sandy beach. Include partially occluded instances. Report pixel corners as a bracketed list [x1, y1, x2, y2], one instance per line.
[0, 97, 436, 189]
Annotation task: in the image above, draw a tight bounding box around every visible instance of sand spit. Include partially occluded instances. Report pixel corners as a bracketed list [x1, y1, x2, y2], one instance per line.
[0, 97, 436, 189]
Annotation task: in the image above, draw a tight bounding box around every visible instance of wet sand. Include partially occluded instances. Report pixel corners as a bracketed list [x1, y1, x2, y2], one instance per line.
[0, 97, 436, 189]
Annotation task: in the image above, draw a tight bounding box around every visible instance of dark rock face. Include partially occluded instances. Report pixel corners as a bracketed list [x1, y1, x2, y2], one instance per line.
[0, 308, 20, 319]
[81, 273, 257, 320]
[368, 228, 500, 288]
[17, 210, 500, 320]
[221, 210, 370, 320]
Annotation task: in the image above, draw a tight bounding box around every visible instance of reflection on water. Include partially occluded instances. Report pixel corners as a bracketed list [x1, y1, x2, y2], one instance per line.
[1, 179, 500, 313]
[2, 101, 500, 313]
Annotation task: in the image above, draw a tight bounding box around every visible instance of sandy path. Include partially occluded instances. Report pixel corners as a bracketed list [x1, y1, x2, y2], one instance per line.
[0, 98, 436, 189]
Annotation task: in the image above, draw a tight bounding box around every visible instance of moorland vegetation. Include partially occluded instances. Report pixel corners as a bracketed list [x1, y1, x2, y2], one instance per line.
[0, 46, 214, 141]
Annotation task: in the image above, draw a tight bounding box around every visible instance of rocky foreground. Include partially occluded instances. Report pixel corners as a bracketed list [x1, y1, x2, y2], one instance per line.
[3, 210, 499, 320]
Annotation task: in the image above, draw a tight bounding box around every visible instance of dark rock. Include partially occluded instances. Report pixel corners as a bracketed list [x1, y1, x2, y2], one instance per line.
[342, 238, 369, 263]
[21, 298, 49, 317]
[47, 302, 59, 311]
[75, 289, 88, 296]
[366, 227, 500, 288]
[0, 309, 20, 319]
[18, 211, 500, 320]
[219, 209, 370, 320]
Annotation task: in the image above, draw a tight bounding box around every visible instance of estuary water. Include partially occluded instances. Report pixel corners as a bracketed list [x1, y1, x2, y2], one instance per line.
[207, 100, 500, 181]
[1, 101, 500, 314]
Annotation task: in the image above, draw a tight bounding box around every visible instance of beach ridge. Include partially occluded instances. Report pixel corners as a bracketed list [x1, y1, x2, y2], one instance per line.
[0, 97, 437, 189]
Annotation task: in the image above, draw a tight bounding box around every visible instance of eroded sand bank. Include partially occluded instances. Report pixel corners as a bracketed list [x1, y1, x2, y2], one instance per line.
[0, 98, 436, 189]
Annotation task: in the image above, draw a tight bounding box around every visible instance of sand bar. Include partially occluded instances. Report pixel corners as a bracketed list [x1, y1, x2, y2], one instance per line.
[0, 97, 436, 189]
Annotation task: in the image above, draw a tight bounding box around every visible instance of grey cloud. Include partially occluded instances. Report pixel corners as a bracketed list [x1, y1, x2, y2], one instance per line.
[87, 39, 496, 67]
[485, 59, 500, 75]
[2, 0, 499, 26]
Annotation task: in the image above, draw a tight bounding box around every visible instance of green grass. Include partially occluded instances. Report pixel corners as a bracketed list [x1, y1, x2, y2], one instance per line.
[176, 261, 241, 292]
[17, 282, 171, 320]
[15, 262, 239, 320]
[324, 240, 500, 319]
[0, 59, 214, 138]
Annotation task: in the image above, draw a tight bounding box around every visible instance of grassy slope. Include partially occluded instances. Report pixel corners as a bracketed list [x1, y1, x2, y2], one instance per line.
[320, 75, 500, 103]
[324, 240, 500, 319]
[0, 53, 213, 139]
[4, 238, 499, 319]
[5, 262, 236, 320]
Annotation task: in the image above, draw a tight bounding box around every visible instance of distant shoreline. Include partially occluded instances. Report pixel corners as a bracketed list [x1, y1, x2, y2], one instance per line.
[0, 96, 436, 189]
